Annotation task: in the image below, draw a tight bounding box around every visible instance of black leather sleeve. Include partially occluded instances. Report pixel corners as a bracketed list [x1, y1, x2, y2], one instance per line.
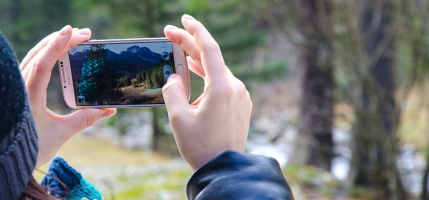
[187, 151, 294, 200]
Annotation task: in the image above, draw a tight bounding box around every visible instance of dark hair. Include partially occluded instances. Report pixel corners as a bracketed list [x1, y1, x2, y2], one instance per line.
[16, 176, 56, 200]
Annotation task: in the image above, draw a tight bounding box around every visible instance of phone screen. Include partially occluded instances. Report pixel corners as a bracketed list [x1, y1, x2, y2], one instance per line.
[68, 42, 175, 106]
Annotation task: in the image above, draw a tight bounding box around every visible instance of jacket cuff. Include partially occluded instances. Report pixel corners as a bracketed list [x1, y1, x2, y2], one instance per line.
[187, 150, 294, 200]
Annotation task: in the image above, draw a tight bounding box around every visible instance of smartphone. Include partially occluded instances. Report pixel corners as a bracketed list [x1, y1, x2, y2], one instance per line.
[58, 38, 190, 109]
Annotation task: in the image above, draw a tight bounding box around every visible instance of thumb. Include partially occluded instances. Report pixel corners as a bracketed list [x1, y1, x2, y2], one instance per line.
[63, 108, 116, 134]
[163, 74, 190, 115]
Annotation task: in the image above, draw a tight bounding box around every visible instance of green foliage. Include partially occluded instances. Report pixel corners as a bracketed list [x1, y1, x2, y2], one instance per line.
[136, 72, 145, 84]
[119, 75, 131, 87]
[0, 0, 268, 109]
[186, 0, 208, 12]
[234, 61, 288, 83]
[154, 65, 165, 88]
[139, 65, 167, 89]
[85, 0, 185, 38]
[145, 72, 152, 89]
[114, 168, 191, 200]
[151, 71, 159, 88]
[131, 78, 138, 87]
[185, 0, 265, 67]
[0, 0, 73, 59]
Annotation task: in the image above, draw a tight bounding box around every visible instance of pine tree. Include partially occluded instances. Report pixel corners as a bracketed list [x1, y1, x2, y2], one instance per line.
[145, 72, 152, 89]
[78, 44, 118, 105]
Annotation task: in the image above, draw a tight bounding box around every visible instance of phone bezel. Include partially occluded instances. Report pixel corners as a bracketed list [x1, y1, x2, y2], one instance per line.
[58, 37, 190, 109]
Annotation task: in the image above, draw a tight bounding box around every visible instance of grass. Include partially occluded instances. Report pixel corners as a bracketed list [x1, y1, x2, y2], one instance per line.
[34, 135, 191, 199]
[50, 136, 169, 167]
[34, 134, 379, 200]
[121, 85, 163, 104]
[114, 168, 190, 200]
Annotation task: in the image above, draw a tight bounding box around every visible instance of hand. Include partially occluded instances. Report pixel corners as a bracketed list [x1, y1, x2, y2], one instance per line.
[163, 15, 253, 170]
[20, 25, 117, 168]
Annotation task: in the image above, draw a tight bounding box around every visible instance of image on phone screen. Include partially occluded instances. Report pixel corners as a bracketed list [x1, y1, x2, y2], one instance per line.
[68, 42, 175, 106]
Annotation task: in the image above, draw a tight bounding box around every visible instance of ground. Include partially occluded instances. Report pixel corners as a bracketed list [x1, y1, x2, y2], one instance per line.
[120, 84, 164, 105]
[36, 136, 190, 200]
[35, 135, 378, 200]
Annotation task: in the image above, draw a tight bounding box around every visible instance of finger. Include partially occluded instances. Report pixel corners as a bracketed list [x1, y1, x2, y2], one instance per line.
[187, 56, 205, 78]
[59, 28, 91, 56]
[22, 28, 91, 81]
[164, 25, 205, 76]
[61, 108, 116, 139]
[20, 32, 56, 71]
[21, 28, 79, 72]
[162, 74, 190, 120]
[26, 25, 72, 104]
[181, 14, 227, 80]
[21, 32, 56, 81]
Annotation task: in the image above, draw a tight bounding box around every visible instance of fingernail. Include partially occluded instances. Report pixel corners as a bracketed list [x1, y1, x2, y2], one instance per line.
[167, 74, 178, 82]
[102, 109, 116, 118]
[165, 25, 178, 30]
[183, 14, 195, 20]
[60, 25, 71, 36]
[79, 28, 91, 35]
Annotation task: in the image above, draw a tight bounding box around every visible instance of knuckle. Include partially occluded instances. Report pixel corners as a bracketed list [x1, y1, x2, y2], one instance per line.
[221, 78, 247, 99]
[214, 83, 234, 99]
[86, 115, 96, 127]
[26, 48, 38, 58]
[32, 60, 47, 74]
[235, 79, 247, 93]
[48, 40, 62, 57]
[194, 20, 206, 31]
[168, 112, 182, 125]
[201, 41, 221, 54]
[168, 111, 189, 127]
[162, 82, 179, 95]
[189, 20, 205, 37]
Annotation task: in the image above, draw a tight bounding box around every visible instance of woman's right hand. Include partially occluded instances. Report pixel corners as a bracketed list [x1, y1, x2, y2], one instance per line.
[20, 26, 117, 168]
[162, 15, 253, 170]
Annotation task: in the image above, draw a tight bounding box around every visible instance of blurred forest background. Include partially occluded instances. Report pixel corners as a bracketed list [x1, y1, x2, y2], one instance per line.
[1, 0, 429, 199]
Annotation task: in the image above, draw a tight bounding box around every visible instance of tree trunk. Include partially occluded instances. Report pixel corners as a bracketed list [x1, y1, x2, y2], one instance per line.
[290, 0, 334, 171]
[152, 107, 166, 151]
[422, 148, 429, 200]
[352, 1, 407, 199]
[142, 0, 168, 152]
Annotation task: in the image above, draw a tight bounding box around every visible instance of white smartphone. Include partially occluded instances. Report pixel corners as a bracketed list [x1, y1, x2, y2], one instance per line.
[58, 38, 190, 109]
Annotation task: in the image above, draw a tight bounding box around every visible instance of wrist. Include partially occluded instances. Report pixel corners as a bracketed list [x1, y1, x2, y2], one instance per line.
[190, 151, 226, 171]
[189, 148, 244, 170]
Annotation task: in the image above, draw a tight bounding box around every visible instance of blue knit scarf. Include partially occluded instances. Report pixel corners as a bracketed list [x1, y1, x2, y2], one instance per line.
[40, 157, 103, 200]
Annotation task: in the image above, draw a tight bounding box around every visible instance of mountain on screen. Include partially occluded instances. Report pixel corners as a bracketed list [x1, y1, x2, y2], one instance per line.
[69, 45, 164, 81]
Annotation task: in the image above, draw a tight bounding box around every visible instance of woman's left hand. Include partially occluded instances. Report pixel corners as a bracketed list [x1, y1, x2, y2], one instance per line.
[20, 25, 117, 168]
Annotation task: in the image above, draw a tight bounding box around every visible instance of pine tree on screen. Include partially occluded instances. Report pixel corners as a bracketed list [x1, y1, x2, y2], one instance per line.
[78, 44, 117, 105]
